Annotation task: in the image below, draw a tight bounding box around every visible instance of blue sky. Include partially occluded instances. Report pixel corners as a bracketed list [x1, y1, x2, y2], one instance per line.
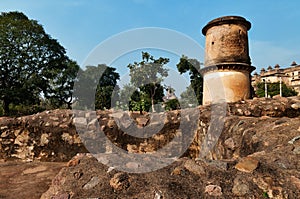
[1, 0, 300, 74]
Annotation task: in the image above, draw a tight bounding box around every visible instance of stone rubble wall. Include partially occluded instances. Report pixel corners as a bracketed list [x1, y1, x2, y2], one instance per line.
[0, 96, 300, 162]
[0, 109, 86, 161]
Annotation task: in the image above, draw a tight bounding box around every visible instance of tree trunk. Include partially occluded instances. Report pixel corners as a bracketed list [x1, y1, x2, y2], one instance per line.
[3, 98, 10, 116]
[139, 103, 142, 115]
[151, 97, 156, 112]
[67, 102, 72, 109]
[151, 86, 157, 112]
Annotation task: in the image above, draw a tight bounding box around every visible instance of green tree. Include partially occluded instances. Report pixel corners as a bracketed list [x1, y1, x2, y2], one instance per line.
[0, 11, 79, 115]
[127, 52, 169, 112]
[164, 99, 180, 111]
[74, 65, 120, 110]
[129, 90, 152, 113]
[180, 85, 199, 108]
[177, 55, 203, 105]
[118, 83, 137, 110]
[96, 65, 120, 110]
[255, 82, 297, 98]
[46, 60, 79, 109]
[162, 86, 180, 111]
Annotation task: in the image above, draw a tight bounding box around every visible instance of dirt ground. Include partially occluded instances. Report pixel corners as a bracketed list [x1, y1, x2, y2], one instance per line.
[41, 115, 300, 198]
[0, 161, 65, 199]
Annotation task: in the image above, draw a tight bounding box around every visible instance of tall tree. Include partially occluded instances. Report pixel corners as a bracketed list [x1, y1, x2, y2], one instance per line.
[0, 11, 78, 114]
[74, 65, 120, 110]
[46, 60, 79, 109]
[127, 52, 169, 112]
[177, 55, 203, 105]
[118, 83, 137, 110]
[95, 65, 120, 110]
[180, 85, 199, 108]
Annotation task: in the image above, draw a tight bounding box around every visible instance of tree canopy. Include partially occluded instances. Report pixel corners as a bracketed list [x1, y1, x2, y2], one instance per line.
[95, 65, 120, 110]
[127, 52, 169, 112]
[74, 65, 120, 110]
[180, 85, 199, 108]
[177, 55, 203, 106]
[255, 82, 297, 98]
[0, 11, 79, 115]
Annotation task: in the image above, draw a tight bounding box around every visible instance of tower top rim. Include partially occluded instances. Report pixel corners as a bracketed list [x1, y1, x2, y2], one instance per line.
[202, 16, 251, 35]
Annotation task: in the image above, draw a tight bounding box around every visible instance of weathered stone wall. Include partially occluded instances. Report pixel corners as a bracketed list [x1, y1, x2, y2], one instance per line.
[1, 96, 300, 162]
[41, 96, 300, 198]
[0, 109, 87, 161]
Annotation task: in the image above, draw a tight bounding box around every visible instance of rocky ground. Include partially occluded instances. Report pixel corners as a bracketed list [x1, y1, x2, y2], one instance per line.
[0, 96, 300, 198]
[42, 114, 300, 199]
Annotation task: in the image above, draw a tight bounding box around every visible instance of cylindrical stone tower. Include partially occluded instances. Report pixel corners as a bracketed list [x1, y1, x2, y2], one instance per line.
[200, 16, 255, 105]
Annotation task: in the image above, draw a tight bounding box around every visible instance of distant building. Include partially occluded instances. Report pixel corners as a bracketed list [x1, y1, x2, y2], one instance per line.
[163, 86, 177, 102]
[251, 61, 300, 94]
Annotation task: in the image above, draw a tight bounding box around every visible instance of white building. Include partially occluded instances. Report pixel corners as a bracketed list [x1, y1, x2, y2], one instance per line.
[252, 61, 300, 94]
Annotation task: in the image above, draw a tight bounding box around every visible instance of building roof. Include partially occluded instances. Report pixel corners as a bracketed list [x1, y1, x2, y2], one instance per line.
[202, 16, 251, 35]
[291, 61, 297, 66]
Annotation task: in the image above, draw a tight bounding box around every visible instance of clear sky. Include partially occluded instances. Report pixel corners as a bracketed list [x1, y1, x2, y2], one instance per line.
[1, 0, 300, 74]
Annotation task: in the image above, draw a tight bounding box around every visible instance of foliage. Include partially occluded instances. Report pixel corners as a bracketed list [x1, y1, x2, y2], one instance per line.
[164, 99, 180, 111]
[8, 104, 46, 117]
[96, 65, 120, 110]
[180, 85, 199, 108]
[118, 83, 165, 113]
[129, 91, 152, 112]
[46, 60, 79, 109]
[74, 65, 120, 110]
[255, 82, 297, 98]
[0, 11, 79, 115]
[127, 52, 169, 112]
[118, 84, 137, 110]
[177, 55, 203, 105]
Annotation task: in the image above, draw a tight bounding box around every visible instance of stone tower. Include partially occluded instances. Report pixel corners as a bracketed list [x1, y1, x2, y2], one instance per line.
[200, 16, 255, 105]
